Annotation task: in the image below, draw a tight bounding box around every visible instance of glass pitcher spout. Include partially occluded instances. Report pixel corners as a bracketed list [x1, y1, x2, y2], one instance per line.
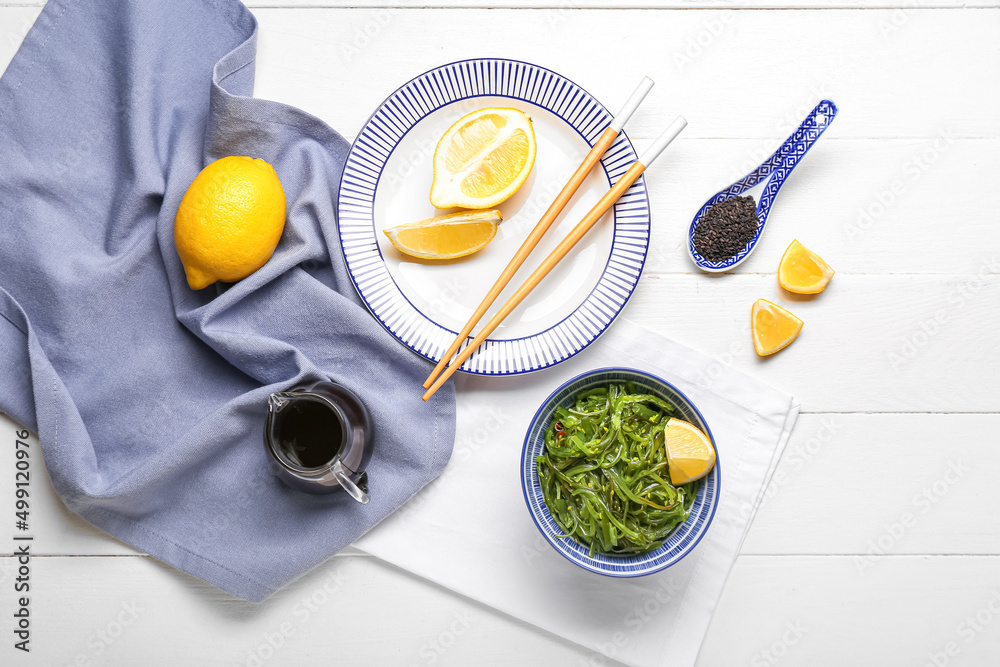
[268, 393, 294, 413]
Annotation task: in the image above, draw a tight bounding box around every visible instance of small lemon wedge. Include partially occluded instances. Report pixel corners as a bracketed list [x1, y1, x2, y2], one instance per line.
[778, 239, 835, 294]
[663, 419, 717, 485]
[383, 209, 502, 260]
[751, 298, 804, 356]
[430, 107, 536, 209]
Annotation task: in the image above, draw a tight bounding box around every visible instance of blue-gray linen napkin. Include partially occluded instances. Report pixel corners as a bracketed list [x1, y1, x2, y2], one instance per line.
[0, 0, 456, 601]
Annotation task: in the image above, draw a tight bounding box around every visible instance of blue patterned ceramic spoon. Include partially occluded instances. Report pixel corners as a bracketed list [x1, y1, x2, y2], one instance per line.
[687, 100, 838, 273]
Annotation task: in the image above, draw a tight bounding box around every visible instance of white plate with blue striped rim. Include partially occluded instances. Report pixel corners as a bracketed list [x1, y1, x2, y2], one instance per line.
[337, 58, 651, 376]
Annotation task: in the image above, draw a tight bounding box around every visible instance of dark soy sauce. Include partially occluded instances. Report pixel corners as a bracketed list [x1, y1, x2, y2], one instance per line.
[273, 398, 345, 469]
[264, 380, 373, 497]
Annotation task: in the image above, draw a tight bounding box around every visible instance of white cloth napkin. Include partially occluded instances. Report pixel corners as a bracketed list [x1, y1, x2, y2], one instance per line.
[356, 318, 799, 667]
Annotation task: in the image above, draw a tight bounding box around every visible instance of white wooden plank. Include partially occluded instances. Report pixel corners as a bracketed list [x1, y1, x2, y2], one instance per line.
[0, 8, 39, 67]
[641, 137, 999, 275]
[0, 553, 599, 667]
[0, 553, 996, 666]
[741, 414, 1000, 556]
[625, 273, 1000, 412]
[250, 8, 1000, 139]
[699, 554, 1000, 667]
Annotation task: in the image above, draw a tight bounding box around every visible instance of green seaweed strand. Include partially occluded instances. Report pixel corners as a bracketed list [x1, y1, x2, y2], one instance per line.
[536, 383, 699, 556]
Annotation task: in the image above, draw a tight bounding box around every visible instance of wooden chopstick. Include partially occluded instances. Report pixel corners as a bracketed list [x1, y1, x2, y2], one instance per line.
[423, 116, 688, 401]
[422, 77, 655, 390]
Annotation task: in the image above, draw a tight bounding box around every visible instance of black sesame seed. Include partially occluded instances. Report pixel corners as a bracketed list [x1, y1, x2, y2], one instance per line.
[692, 195, 759, 262]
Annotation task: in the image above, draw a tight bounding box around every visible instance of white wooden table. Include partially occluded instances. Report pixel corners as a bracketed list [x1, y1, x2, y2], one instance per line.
[2, 1, 999, 665]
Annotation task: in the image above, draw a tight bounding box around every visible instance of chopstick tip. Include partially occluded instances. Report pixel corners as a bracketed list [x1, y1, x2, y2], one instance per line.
[638, 116, 688, 167]
[611, 77, 656, 133]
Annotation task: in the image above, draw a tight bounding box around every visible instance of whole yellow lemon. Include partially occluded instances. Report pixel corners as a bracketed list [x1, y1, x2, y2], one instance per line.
[174, 156, 287, 290]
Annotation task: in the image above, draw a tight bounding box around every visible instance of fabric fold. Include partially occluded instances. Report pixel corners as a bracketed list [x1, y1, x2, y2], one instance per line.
[0, 0, 456, 602]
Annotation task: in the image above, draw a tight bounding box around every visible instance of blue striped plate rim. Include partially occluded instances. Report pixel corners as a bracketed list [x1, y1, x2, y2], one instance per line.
[336, 58, 652, 376]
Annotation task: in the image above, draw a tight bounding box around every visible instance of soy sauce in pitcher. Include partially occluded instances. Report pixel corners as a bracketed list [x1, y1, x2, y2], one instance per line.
[272, 397, 345, 469]
[264, 380, 373, 502]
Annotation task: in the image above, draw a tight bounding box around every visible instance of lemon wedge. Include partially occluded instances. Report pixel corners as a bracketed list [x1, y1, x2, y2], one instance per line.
[663, 419, 717, 485]
[383, 209, 502, 260]
[751, 298, 803, 356]
[430, 107, 536, 209]
[778, 239, 835, 294]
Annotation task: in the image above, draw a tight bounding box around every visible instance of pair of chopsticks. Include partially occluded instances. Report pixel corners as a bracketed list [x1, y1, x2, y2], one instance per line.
[423, 77, 686, 401]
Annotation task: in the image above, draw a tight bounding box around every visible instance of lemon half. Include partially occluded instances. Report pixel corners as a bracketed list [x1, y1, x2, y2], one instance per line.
[429, 107, 536, 209]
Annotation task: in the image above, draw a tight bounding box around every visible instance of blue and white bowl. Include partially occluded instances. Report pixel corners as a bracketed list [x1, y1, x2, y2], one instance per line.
[520, 368, 720, 576]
